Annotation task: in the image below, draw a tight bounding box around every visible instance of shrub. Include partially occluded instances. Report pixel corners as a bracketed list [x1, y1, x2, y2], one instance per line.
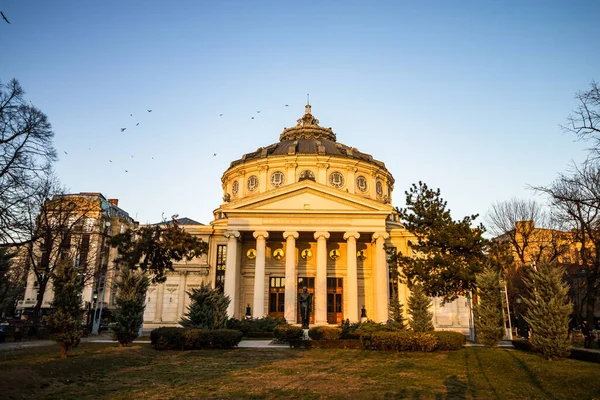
[361, 331, 438, 352]
[181, 283, 230, 330]
[150, 327, 242, 350]
[211, 329, 243, 349]
[226, 316, 286, 336]
[308, 326, 342, 340]
[433, 331, 466, 350]
[273, 324, 304, 343]
[355, 321, 390, 335]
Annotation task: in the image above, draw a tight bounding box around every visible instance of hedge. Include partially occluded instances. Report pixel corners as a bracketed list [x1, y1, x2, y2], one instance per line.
[150, 327, 242, 350]
[226, 316, 286, 336]
[361, 331, 438, 352]
[308, 326, 342, 340]
[273, 324, 304, 344]
[433, 331, 466, 350]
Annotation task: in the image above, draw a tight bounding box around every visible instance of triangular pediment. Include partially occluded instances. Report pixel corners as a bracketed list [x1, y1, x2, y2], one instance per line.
[224, 181, 390, 213]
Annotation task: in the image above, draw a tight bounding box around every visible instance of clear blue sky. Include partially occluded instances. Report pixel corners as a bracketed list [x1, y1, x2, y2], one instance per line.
[1, 1, 598, 226]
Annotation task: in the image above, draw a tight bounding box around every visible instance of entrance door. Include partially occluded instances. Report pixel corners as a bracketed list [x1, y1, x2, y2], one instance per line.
[297, 277, 315, 324]
[327, 277, 343, 324]
[269, 277, 285, 319]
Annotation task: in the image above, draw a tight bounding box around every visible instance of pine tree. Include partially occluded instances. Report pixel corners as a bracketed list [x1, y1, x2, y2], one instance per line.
[47, 257, 82, 358]
[181, 282, 230, 330]
[474, 267, 504, 347]
[112, 267, 150, 346]
[523, 263, 572, 360]
[407, 284, 434, 332]
[390, 300, 407, 330]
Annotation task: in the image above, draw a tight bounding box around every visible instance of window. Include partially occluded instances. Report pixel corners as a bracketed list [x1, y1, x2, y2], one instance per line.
[329, 171, 345, 188]
[270, 171, 285, 187]
[299, 170, 315, 181]
[269, 277, 285, 316]
[78, 234, 90, 268]
[232, 181, 239, 196]
[356, 175, 368, 192]
[215, 244, 227, 292]
[247, 175, 258, 192]
[376, 180, 383, 197]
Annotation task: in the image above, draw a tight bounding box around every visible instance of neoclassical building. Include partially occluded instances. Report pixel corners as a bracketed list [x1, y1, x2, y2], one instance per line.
[143, 105, 472, 333]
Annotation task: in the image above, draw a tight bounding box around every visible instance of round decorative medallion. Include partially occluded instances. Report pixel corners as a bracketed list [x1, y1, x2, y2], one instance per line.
[273, 248, 284, 260]
[329, 171, 345, 188]
[301, 249, 312, 259]
[246, 248, 256, 259]
[247, 175, 259, 192]
[270, 171, 285, 188]
[376, 180, 383, 197]
[356, 175, 368, 192]
[329, 249, 341, 260]
[232, 181, 239, 196]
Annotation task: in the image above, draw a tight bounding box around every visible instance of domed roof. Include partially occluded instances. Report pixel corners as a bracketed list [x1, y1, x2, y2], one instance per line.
[229, 105, 386, 169]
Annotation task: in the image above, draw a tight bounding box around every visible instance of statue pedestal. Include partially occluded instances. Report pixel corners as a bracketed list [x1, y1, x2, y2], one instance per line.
[303, 329, 309, 340]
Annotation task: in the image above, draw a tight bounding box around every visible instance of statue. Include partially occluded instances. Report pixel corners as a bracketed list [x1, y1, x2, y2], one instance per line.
[298, 286, 312, 329]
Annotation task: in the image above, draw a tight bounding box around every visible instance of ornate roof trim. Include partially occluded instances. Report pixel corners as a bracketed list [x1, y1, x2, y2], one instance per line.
[279, 104, 336, 142]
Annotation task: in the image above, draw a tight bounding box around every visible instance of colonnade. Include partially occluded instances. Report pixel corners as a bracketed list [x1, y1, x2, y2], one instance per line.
[223, 229, 390, 324]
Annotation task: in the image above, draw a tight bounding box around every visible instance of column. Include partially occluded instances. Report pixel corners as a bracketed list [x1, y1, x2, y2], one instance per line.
[346, 166, 357, 194]
[253, 231, 269, 318]
[344, 231, 360, 322]
[154, 283, 164, 322]
[285, 162, 297, 185]
[224, 230, 240, 318]
[373, 232, 390, 322]
[283, 231, 299, 323]
[177, 271, 187, 319]
[314, 231, 330, 324]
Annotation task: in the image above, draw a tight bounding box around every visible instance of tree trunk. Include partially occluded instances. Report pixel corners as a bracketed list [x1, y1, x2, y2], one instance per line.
[60, 344, 68, 359]
[33, 278, 48, 328]
[585, 278, 596, 328]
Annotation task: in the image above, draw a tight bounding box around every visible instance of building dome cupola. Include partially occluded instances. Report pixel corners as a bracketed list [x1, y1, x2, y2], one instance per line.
[279, 104, 336, 142]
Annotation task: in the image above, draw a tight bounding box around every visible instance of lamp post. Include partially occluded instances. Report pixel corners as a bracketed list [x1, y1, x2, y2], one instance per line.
[499, 278, 513, 340]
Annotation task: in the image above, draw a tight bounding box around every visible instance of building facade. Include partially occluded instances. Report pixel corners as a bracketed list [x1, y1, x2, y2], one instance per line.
[144, 106, 472, 333]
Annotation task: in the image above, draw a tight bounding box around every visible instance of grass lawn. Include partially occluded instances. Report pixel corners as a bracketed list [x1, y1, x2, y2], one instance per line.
[1, 343, 599, 399]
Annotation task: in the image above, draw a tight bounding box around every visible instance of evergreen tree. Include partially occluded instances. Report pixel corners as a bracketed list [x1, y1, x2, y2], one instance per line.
[390, 300, 407, 329]
[181, 282, 230, 330]
[47, 257, 82, 358]
[522, 263, 572, 360]
[407, 284, 434, 332]
[474, 267, 504, 347]
[112, 267, 150, 346]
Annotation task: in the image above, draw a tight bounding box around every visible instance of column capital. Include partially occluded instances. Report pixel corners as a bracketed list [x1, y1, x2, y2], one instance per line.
[283, 231, 299, 240]
[343, 231, 360, 241]
[372, 231, 389, 241]
[224, 230, 240, 239]
[314, 231, 330, 241]
[253, 230, 270, 240]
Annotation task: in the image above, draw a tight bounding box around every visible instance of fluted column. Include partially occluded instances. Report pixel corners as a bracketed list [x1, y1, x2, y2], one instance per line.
[314, 231, 330, 324]
[283, 231, 299, 323]
[224, 230, 240, 318]
[177, 271, 187, 320]
[344, 231, 360, 322]
[253, 231, 269, 318]
[154, 283, 164, 322]
[373, 232, 390, 322]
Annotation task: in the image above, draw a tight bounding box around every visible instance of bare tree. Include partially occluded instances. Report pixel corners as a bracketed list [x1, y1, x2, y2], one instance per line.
[562, 81, 600, 156]
[25, 189, 108, 327]
[535, 162, 600, 327]
[486, 198, 563, 266]
[0, 78, 57, 246]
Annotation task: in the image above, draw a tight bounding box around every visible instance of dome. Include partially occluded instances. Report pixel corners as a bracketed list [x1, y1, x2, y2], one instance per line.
[229, 105, 386, 169]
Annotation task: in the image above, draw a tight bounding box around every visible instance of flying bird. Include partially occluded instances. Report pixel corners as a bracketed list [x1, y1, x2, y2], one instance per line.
[147, 109, 152, 112]
[219, 114, 223, 116]
[257, 111, 261, 113]
[136, 122, 139, 126]
[285, 104, 289, 107]
[121, 128, 126, 132]
[251, 117, 254, 119]
[63, 151, 68, 155]
[213, 153, 217, 157]
[1, 11, 10, 24]
[125, 170, 128, 173]
[130, 114, 132, 116]
[109, 160, 113, 163]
